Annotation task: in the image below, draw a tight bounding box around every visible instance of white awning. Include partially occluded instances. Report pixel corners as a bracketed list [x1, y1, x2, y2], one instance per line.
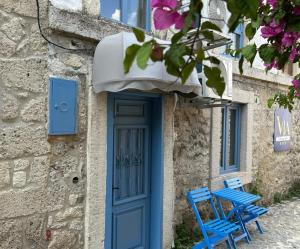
[92, 32, 201, 96]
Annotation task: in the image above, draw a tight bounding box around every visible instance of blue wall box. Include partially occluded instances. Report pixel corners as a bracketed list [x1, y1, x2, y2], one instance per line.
[48, 77, 78, 135]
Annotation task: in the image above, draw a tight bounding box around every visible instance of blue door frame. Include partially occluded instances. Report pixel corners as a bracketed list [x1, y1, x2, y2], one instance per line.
[105, 92, 164, 249]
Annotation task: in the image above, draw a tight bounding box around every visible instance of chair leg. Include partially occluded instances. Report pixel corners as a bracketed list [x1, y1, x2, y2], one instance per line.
[226, 238, 235, 249]
[255, 220, 264, 234]
[229, 234, 237, 249]
[237, 214, 251, 243]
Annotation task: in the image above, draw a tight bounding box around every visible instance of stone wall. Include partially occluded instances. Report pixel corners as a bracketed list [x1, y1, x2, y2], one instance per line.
[173, 100, 211, 224]
[1, 0, 300, 248]
[0, 0, 90, 247]
[173, 76, 300, 225]
[236, 77, 300, 202]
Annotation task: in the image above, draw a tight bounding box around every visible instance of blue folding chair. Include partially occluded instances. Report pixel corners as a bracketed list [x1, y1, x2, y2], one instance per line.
[224, 178, 268, 237]
[187, 187, 241, 249]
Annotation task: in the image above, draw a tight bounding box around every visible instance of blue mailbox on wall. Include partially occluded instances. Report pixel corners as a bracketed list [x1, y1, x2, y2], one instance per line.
[48, 77, 78, 135]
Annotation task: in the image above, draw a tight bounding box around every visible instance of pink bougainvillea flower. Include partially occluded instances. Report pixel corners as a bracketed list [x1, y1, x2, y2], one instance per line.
[174, 12, 189, 29]
[293, 6, 300, 15]
[153, 8, 180, 30]
[289, 47, 298, 61]
[151, 0, 177, 9]
[282, 32, 300, 47]
[261, 20, 285, 38]
[264, 59, 280, 70]
[296, 92, 300, 97]
[267, 0, 278, 8]
[292, 79, 300, 89]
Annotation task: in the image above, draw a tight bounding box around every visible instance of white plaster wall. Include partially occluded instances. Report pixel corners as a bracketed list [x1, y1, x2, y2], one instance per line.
[85, 90, 107, 249]
[162, 95, 175, 249]
[50, 0, 83, 12]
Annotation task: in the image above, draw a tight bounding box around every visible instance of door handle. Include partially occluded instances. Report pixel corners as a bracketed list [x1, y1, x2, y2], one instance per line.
[112, 187, 120, 190]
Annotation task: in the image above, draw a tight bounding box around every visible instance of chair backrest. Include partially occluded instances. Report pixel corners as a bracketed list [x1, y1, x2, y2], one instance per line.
[224, 177, 245, 191]
[187, 187, 220, 224]
[187, 187, 212, 203]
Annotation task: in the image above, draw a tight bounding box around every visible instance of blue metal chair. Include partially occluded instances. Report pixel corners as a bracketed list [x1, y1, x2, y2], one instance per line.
[187, 187, 241, 249]
[224, 178, 268, 237]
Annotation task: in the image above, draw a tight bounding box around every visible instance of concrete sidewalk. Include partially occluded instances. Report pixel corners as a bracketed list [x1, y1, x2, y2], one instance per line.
[219, 198, 300, 249]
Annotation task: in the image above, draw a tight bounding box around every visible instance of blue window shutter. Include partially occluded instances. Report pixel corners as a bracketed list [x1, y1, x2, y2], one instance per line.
[235, 24, 244, 49]
[48, 77, 77, 135]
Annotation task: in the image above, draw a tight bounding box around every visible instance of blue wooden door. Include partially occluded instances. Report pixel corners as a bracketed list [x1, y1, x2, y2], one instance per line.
[111, 98, 151, 249]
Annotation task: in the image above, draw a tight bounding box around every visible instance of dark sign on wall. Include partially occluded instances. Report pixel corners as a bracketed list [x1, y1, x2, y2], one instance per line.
[274, 108, 291, 152]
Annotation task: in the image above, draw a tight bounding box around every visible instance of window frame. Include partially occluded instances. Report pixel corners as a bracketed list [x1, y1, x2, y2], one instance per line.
[100, 0, 151, 31]
[220, 104, 241, 173]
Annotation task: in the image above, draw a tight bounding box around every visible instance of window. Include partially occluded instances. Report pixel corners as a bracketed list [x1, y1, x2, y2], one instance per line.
[220, 104, 241, 173]
[101, 0, 150, 30]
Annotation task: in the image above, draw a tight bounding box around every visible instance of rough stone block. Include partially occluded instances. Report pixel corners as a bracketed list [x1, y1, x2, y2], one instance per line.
[0, 0, 48, 18]
[0, 187, 65, 219]
[16, 23, 47, 56]
[0, 58, 48, 93]
[0, 16, 25, 42]
[69, 218, 83, 230]
[13, 171, 26, 188]
[54, 155, 79, 177]
[46, 175, 67, 211]
[0, 219, 23, 249]
[29, 156, 49, 187]
[0, 161, 10, 189]
[48, 230, 77, 249]
[0, 124, 50, 159]
[23, 214, 46, 244]
[0, 31, 16, 57]
[0, 94, 19, 121]
[68, 194, 79, 206]
[55, 206, 83, 222]
[21, 97, 45, 122]
[14, 159, 30, 171]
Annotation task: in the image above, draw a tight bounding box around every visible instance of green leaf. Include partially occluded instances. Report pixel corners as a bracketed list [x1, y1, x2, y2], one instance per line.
[251, 17, 262, 28]
[182, 12, 195, 34]
[191, 0, 203, 13]
[201, 30, 214, 41]
[201, 21, 222, 32]
[239, 55, 244, 74]
[132, 27, 145, 42]
[165, 44, 190, 67]
[165, 61, 180, 77]
[203, 65, 226, 96]
[245, 23, 256, 40]
[171, 31, 184, 44]
[181, 60, 196, 84]
[204, 56, 220, 65]
[241, 44, 257, 65]
[123, 44, 141, 73]
[289, 21, 300, 32]
[267, 98, 275, 108]
[245, 0, 259, 19]
[258, 44, 277, 64]
[136, 42, 152, 69]
[196, 48, 205, 61]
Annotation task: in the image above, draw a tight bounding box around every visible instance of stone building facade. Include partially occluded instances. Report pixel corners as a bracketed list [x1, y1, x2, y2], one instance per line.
[0, 0, 299, 249]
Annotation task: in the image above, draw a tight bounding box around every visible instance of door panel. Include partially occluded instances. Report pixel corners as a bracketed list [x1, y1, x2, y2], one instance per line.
[112, 98, 151, 249]
[114, 126, 149, 205]
[113, 204, 146, 249]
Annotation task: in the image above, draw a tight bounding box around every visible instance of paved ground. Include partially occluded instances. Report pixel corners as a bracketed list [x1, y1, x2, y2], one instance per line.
[218, 198, 300, 249]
